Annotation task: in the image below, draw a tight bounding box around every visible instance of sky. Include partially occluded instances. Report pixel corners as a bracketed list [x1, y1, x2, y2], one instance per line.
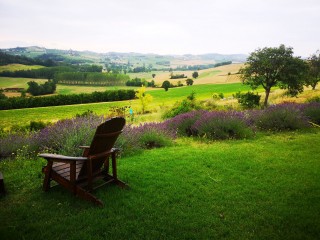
[0, 0, 319, 57]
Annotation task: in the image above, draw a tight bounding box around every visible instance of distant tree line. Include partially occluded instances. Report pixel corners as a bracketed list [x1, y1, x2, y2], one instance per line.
[0, 89, 135, 110]
[126, 77, 155, 87]
[174, 61, 232, 71]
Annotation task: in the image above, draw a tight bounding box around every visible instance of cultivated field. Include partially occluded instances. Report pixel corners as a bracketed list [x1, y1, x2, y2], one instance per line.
[127, 63, 243, 86]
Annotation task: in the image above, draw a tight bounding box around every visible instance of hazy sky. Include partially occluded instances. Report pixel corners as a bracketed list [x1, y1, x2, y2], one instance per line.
[0, 0, 319, 56]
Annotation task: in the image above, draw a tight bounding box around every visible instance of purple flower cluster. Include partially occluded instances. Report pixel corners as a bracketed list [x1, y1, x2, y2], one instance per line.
[164, 110, 206, 136]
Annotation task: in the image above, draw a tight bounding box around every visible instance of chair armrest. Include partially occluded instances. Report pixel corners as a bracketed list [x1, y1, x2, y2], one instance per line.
[79, 146, 90, 157]
[79, 146, 90, 149]
[38, 153, 88, 162]
[112, 147, 121, 153]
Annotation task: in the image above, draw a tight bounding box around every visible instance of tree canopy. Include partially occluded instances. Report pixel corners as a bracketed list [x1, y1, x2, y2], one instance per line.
[239, 45, 308, 107]
[161, 80, 171, 91]
[306, 51, 320, 90]
[192, 71, 199, 79]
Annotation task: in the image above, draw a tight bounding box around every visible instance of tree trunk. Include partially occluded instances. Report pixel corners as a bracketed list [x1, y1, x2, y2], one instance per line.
[264, 88, 271, 108]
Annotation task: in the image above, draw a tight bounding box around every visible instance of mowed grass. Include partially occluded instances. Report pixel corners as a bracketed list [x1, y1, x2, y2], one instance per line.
[0, 64, 44, 72]
[0, 131, 319, 239]
[0, 83, 258, 129]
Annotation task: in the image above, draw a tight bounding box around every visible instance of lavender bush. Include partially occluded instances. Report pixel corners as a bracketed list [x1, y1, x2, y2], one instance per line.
[301, 102, 320, 125]
[0, 115, 103, 159]
[191, 111, 254, 140]
[250, 103, 310, 131]
[36, 115, 104, 156]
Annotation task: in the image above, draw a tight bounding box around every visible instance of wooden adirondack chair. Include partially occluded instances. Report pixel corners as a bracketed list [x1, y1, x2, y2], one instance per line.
[39, 117, 127, 206]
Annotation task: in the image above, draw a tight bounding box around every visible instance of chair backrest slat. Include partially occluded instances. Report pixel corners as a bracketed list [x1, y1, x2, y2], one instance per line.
[78, 117, 125, 178]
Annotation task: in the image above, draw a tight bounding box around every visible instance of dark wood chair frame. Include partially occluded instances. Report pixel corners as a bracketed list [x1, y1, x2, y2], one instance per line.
[40, 117, 128, 206]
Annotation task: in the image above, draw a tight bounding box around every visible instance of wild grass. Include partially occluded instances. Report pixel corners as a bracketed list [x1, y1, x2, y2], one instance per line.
[0, 131, 319, 239]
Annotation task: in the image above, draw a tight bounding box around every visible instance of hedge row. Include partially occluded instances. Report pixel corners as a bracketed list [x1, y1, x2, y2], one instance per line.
[55, 72, 129, 86]
[0, 89, 135, 110]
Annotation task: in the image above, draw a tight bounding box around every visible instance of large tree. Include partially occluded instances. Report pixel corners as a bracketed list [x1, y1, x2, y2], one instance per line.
[306, 51, 320, 90]
[239, 45, 308, 107]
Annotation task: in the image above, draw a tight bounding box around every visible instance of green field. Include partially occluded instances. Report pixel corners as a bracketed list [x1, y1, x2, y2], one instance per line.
[0, 64, 44, 72]
[0, 131, 319, 239]
[0, 83, 259, 129]
[0, 77, 47, 89]
[56, 84, 137, 95]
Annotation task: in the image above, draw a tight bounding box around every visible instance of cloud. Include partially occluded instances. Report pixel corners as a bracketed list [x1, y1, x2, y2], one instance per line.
[0, 0, 319, 56]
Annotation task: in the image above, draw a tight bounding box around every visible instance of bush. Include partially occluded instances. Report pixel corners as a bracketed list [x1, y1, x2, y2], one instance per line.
[307, 96, 320, 103]
[29, 121, 48, 131]
[212, 93, 224, 100]
[251, 103, 309, 131]
[234, 92, 261, 109]
[162, 92, 201, 119]
[27, 79, 56, 96]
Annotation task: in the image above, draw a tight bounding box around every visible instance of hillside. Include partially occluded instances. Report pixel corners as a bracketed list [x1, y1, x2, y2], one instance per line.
[1, 46, 247, 69]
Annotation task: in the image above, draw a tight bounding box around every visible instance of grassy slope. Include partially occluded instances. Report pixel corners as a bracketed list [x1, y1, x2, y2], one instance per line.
[0, 131, 319, 239]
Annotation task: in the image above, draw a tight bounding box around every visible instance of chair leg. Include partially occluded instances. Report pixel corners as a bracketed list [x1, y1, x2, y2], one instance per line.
[42, 161, 53, 191]
[111, 152, 128, 189]
[76, 186, 104, 207]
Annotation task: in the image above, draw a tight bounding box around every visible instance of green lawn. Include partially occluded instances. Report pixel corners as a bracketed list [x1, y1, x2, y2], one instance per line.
[0, 131, 319, 239]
